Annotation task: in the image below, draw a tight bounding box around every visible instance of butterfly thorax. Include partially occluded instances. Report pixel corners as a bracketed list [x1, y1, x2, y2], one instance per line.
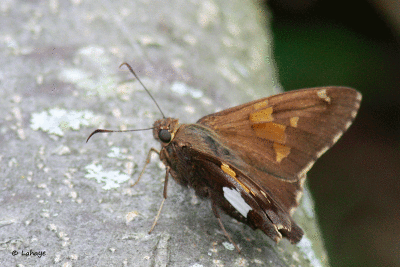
[153, 118, 197, 189]
[154, 118, 240, 198]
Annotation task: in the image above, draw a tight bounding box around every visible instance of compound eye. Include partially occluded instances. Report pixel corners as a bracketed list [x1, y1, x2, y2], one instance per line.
[158, 129, 171, 143]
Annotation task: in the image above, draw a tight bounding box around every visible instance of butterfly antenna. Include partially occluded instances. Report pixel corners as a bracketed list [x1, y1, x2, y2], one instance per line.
[86, 63, 163, 143]
[86, 127, 154, 143]
[120, 62, 166, 118]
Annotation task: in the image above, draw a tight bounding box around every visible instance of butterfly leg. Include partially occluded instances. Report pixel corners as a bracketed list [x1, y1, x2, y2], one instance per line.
[211, 200, 241, 253]
[132, 147, 160, 187]
[148, 166, 170, 234]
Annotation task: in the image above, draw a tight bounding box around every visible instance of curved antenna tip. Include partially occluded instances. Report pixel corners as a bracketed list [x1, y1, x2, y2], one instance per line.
[86, 129, 113, 143]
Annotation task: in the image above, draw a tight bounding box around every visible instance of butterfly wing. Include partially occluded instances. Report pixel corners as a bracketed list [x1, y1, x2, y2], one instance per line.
[196, 87, 361, 212]
[193, 149, 305, 243]
[169, 124, 304, 243]
[197, 87, 361, 179]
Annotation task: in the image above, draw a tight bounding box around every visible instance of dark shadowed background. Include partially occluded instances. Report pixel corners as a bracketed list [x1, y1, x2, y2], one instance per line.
[268, 0, 400, 266]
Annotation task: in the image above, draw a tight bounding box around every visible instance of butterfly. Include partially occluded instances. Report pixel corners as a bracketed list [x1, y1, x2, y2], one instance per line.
[87, 63, 362, 252]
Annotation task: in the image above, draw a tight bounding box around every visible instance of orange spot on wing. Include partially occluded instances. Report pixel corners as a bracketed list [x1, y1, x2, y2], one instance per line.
[253, 100, 268, 110]
[317, 89, 331, 103]
[273, 143, 291, 163]
[221, 163, 250, 193]
[290, 117, 299, 128]
[221, 163, 236, 177]
[249, 107, 274, 123]
[252, 122, 286, 143]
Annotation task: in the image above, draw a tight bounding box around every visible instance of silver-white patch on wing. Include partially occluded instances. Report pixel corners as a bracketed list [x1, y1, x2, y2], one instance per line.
[223, 187, 252, 218]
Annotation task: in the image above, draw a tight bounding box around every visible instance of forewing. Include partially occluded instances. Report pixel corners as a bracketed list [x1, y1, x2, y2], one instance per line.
[197, 87, 362, 180]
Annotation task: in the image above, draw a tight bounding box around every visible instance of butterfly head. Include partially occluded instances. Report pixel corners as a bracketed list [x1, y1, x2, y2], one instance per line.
[153, 118, 180, 146]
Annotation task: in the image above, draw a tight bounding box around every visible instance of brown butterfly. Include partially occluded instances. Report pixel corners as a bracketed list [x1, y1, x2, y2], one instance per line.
[87, 63, 362, 252]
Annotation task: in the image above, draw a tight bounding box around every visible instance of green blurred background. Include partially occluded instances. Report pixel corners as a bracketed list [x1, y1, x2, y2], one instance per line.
[267, 0, 400, 266]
